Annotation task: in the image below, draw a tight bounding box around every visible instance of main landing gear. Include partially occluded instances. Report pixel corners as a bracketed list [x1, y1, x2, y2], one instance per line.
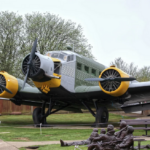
[96, 107, 109, 127]
[82, 100, 109, 127]
[32, 99, 70, 126]
[33, 99, 54, 126]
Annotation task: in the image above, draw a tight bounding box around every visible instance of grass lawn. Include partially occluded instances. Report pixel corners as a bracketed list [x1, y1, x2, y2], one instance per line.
[0, 112, 149, 149]
[0, 112, 134, 141]
[0, 112, 131, 126]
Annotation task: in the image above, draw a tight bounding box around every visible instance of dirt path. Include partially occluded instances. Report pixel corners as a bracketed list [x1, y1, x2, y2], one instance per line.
[6, 137, 150, 149]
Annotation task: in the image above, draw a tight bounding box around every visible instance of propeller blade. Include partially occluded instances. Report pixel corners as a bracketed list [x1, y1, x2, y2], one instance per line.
[22, 68, 29, 89]
[22, 38, 37, 89]
[0, 84, 12, 94]
[85, 77, 136, 82]
[85, 78, 105, 81]
[29, 38, 37, 64]
[113, 77, 136, 81]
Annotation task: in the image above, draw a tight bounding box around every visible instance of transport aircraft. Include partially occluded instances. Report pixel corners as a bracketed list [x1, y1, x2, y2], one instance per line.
[0, 39, 150, 125]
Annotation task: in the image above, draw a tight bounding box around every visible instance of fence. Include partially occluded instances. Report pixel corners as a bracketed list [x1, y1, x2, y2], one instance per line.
[0, 100, 33, 115]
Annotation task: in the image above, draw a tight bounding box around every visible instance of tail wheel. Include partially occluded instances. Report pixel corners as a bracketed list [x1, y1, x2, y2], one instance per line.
[96, 107, 109, 127]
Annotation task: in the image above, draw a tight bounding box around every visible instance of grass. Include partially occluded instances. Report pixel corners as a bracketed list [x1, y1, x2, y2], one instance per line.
[0, 112, 149, 149]
[0, 127, 148, 142]
[0, 112, 146, 142]
[0, 112, 132, 126]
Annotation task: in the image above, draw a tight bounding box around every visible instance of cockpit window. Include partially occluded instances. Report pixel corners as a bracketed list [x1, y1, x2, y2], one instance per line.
[50, 53, 66, 60]
[67, 55, 74, 62]
[51, 53, 59, 58]
[59, 54, 64, 59]
[46, 52, 74, 62]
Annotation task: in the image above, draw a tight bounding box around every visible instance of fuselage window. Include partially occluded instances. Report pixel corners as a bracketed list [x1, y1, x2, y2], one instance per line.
[92, 69, 96, 76]
[84, 66, 89, 73]
[77, 63, 82, 70]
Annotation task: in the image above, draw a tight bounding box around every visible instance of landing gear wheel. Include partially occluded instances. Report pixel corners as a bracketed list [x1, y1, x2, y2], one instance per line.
[95, 107, 109, 127]
[33, 107, 42, 124]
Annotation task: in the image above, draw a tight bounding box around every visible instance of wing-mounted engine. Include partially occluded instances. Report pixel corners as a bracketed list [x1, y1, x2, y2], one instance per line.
[0, 71, 18, 98]
[99, 66, 130, 97]
[85, 66, 136, 97]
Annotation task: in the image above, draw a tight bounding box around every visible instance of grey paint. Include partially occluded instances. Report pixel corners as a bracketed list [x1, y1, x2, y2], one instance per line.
[36, 53, 54, 77]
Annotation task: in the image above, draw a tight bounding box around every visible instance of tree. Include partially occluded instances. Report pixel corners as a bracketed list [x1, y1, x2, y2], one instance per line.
[0, 11, 25, 78]
[138, 66, 150, 82]
[0, 11, 94, 81]
[110, 57, 150, 82]
[24, 12, 93, 58]
[110, 57, 138, 78]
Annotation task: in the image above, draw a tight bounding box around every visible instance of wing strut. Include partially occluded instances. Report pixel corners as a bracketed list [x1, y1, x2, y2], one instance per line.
[81, 100, 96, 117]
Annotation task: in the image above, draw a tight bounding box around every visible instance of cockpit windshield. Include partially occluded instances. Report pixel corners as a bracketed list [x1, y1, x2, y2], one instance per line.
[45, 52, 74, 62]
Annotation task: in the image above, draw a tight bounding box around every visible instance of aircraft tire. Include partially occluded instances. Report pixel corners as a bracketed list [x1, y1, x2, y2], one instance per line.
[33, 107, 42, 125]
[96, 107, 109, 127]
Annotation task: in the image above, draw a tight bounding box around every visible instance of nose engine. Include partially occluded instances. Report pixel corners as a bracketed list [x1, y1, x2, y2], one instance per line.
[22, 54, 41, 78]
[22, 53, 54, 81]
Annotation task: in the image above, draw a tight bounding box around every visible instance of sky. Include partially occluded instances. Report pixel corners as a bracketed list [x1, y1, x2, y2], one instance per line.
[1, 0, 150, 68]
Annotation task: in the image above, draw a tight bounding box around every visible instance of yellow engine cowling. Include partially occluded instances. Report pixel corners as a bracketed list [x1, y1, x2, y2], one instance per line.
[99, 66, 130, 97]
[0, 71, 18, 98]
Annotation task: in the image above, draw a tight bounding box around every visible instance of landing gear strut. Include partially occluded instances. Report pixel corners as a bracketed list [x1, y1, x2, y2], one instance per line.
[32, 99, 54, 126]
[95, 107, 109, 127]
[32, 99, 71, 126]
[81, 100, 109, 127]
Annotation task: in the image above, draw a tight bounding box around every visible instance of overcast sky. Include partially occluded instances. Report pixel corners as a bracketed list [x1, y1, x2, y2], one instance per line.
[1, 0, 150, 68]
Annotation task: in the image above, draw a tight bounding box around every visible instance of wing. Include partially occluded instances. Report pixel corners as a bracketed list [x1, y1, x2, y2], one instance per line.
[121, 81, 150, 113]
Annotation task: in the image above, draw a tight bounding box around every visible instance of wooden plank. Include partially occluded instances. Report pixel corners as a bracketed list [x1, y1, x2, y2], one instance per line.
[121, 119, 150, 122]
[133, 127, 150, 130]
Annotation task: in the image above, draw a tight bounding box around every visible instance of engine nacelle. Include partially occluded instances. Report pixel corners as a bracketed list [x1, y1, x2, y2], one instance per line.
[99, 66, 130, 97]
[0, 71, 18, 98]
[22, 53, 55, 81]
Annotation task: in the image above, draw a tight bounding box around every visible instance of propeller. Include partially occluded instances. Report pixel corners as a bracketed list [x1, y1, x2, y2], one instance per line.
[0, 84, 12, 94]
[85, 77, 136, 82]
[22, 39, 37, 89]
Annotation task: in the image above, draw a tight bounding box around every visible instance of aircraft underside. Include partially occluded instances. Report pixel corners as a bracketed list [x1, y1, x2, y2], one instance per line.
[9, 83, 150, 126]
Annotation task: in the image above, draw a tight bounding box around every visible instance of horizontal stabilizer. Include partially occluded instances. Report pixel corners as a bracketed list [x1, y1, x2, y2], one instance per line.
[85, 77, 136, 82]
[121, 102, 150, 113]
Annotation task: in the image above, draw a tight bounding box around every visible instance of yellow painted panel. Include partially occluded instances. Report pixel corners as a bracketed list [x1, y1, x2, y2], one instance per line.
[99, 67, 129, 97]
